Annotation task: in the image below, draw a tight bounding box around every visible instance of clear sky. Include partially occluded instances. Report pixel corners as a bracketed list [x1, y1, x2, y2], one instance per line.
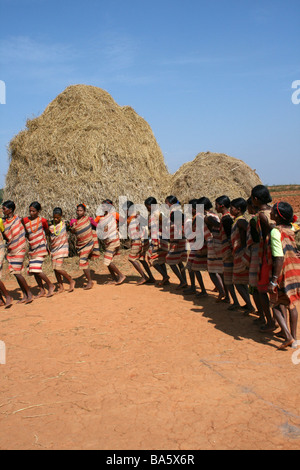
[0, 0, 299, 188]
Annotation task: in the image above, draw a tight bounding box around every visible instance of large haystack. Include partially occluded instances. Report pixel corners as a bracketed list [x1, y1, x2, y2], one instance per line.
[4, 85, 171, 219]
[170, 152, 262, 204]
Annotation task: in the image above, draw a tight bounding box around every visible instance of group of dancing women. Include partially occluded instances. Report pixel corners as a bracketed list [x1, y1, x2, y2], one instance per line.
[1, 184, 300, 350]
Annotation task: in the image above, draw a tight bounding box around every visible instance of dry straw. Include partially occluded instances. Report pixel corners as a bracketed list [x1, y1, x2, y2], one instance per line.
[170, 152, 262, 205]
[4, 84, 171, 220]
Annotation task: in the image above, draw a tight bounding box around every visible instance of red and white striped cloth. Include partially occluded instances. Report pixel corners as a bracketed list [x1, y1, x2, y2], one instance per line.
[23, 216, 49, 273]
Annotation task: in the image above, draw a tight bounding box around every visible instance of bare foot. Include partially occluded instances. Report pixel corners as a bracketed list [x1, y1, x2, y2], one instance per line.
[46, 284, 55, 297]
[156, 277, 170, 287]
[68, 280, 75, 292]
[4, 296, 13, 309]
[56, 284, 65, 294]
[34, 289, 46, 299]
[115, 275, 126, 286]
[137, 277, 148, 286]
[83, 281, 94, 290]
[25, 293, 33, 304]
[196, 291, 208, 298]
[277, 338, 294, 350]
[175, 283, 188, 290]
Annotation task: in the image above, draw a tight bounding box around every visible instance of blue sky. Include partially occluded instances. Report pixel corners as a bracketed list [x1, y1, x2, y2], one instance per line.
[0, 0, 299, 188]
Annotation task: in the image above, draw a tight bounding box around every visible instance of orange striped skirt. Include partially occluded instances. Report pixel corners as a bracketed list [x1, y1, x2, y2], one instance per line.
[147, 239, 168, 266]
[103, 239, 120, 267]
[128, 239, 143, 261]
[27, 256, 46, 274]
[166, 239, 187, 265]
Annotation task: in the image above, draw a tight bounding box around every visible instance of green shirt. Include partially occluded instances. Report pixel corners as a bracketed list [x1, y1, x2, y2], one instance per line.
[270, 228, 284, 257]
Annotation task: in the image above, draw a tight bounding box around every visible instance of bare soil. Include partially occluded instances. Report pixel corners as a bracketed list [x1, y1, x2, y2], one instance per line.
[0, 254, 300, 450]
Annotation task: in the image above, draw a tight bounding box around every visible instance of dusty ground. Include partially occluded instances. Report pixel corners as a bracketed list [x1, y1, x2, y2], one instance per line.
[270, 188, 300, 217]
[0, 253, 300, 451]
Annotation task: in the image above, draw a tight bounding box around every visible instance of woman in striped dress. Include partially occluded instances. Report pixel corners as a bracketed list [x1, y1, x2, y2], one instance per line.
[22, 201, 54, 298]
[215, 195, 240, 309]
[184, 199, 207, 296]
[0, 214, 13, 307]
[230, 198, 254, 314]
[165, 209, 187, 289]
[199, 197, 226, 301]
[251, 185, 276, 332]
[2, 200, 33, 304]
[71, 204, 100, 289]
[49, 207, 75, 293]
[96, 200, 125, 285]
[125, 200, 151, 285]
[144, 197, 169, 286]
[245, 198, 265, 323]
[268, 202, 300, 349]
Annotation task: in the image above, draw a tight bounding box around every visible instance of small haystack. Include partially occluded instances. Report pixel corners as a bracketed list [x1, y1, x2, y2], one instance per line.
[4, 85, 171, 219]
[170, 152, 262, 204]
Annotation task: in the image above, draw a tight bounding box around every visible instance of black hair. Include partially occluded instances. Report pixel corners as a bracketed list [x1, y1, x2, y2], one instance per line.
[215, 195, 231, 208]
[77, 203, 86, 211]
[102, 199, 113, 205]
[198, 197, 212, 211]
[170, 210, 184, 224]
[251, 185, 272, 204]
[188, 198, 199, 210]
[123, 200, 134, 211]
[53, 207, 63, 215]
[273, 201, 294, 225]
[2, 200, 15, 212]
[165, 195, 180, 205]
[29, 201, 42, 212]
[144, 197, 157, 206]
[247, 197, 253, 206]
[231, 197, 247, 213]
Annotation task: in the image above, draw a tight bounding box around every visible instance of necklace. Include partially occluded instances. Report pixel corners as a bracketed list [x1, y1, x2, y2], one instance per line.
[53, 221, 63, 236]
[6, 215, 16, 223]
[29, 217, 40, 233]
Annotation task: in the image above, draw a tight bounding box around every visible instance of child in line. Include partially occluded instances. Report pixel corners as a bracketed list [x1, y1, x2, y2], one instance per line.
[2, 200, 32, 304]
[49, 207, 75, 293]
[22, 201, 55, 298]
[70, 203, 100, 290]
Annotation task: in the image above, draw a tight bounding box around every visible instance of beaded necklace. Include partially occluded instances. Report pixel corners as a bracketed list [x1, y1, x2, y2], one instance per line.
[29, 216, 40, 233]
[6, 215, 16, 224]
[53, 221, 63, 236]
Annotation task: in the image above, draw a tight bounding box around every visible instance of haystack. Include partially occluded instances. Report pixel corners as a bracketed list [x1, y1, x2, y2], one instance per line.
[4, 85, 171, 219]
[170, 152, 262, 204]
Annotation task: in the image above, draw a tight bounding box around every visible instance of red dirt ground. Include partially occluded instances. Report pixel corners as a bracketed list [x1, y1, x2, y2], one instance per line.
[270, 191, 300, 217]
[0, 255, 300, 450]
